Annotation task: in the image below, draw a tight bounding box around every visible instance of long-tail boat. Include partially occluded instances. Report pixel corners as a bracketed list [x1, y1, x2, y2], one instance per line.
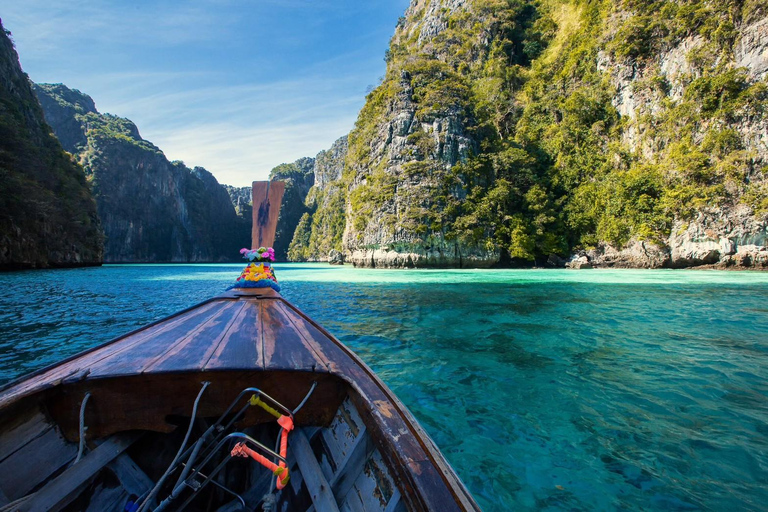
[0, 182, 479, 512]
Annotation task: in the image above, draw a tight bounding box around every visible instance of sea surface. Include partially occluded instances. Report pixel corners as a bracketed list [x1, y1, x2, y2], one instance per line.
[1, 264, 768, 511]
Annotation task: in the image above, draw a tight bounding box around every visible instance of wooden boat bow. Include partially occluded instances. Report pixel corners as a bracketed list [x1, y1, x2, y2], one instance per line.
[0, 181, 480, 511]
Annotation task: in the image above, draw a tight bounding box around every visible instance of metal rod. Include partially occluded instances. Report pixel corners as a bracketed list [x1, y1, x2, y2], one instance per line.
[178, 387, 262, 466]
[292, 381, 317, 416]
[176, 455, 234, 511]
[137, 381, 210, 512]
[178, 462, 246, 510]
[254, 389, 294, 418]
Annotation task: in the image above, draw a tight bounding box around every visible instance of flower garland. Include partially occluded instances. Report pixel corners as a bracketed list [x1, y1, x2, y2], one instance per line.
[228, 247, 280, 291]
[240, 247, 275, 262]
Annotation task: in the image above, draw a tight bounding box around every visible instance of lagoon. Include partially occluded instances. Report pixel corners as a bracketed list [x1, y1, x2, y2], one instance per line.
[1, 264, 767, 511]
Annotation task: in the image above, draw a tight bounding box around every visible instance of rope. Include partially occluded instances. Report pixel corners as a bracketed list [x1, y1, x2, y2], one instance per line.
[251, 396, 281, 419]
[267, 381, 317, 495]
[137, 381, 210, 512]
[74, 392, 91, 464]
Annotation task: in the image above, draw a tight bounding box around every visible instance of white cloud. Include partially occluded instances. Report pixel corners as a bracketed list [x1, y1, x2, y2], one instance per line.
[157, 116, 355, 186]
[2, 0, 402, 187]
[64, 70, 368, 186]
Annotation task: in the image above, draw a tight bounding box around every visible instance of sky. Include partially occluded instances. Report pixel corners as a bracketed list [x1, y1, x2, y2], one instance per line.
[2, 0, 411, 186]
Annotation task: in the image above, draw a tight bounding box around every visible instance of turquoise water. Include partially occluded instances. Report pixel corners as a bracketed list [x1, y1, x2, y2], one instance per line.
[2, 264, 768, 511]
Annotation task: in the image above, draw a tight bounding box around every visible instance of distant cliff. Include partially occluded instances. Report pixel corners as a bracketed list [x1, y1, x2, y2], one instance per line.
[224, 184, 252, 223]
[0, 22, 102, 269]
[269, 157, 315, 260]
[287, 136, 348, 262]
[34, 83, 249, 262]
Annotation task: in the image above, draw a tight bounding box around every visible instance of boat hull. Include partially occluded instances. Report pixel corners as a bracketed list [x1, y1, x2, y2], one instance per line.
[0, 289, 479, 511]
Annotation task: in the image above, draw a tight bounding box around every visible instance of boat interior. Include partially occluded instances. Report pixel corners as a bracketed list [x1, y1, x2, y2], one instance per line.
[0, 291, 477, 512]
[0, 373, 406, 512]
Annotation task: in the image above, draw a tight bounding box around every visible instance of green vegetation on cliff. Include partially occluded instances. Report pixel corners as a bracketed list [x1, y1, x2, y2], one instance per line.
[287, 136, 348, 262]
[287, 185, 346, 260]
[34, 83, 248, 262]
[0, 24, 102, 268]
[334, 0, 768, 265]
[270, 159, 315, 260]
[509, 0, 767, 254]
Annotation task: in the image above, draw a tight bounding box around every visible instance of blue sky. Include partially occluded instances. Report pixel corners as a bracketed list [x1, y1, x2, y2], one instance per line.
[2, 0, 410, 186]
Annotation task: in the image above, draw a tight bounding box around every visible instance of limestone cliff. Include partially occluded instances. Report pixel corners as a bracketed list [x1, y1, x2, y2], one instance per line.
[317, 0, 768, 268]
[569, 4, 768, 268]
[343, 0, 498, 267]
[0, 23, 102, 269]
[288, 136, 348, 262]
[269, 157, 315, 260]
[34, 83, 248, 262]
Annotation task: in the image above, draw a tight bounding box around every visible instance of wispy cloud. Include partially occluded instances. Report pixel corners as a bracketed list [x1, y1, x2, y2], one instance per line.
[158, 116, 356, 186]
[4, 0, 238, 54]
[63, 70, 371, 186]
[2, 0, 410, 187]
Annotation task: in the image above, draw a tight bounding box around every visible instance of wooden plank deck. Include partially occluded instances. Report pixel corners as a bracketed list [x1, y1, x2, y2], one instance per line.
[0, 288, 479, 512]
[16, 432, 140, 512]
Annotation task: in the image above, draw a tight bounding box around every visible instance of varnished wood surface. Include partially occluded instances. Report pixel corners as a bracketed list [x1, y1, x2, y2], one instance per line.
[251, 180, 285, 249]
[0, 289, 479, 511]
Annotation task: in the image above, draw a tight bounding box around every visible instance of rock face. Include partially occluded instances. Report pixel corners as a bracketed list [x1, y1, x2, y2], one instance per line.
[34, 83, 248, 262]
[669, 207, 768, 268]
[269, 158, 315, 260]
[342, 0, 492, 268]
[735, 17, 768, 81]
[287, 136, 348, 262]
[327, 249, 344, 265]
[334, 0, 768, 269]
[0, 24, 102, 269]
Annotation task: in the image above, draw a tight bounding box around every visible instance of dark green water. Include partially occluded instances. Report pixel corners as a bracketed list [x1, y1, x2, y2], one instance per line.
[1, 264, 767, 511]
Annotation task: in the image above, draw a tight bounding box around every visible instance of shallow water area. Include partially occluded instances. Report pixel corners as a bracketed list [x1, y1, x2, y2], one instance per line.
[1, 264, 767, 511]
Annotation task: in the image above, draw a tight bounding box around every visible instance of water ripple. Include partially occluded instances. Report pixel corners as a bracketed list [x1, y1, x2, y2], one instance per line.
[1, 265, 767, 511]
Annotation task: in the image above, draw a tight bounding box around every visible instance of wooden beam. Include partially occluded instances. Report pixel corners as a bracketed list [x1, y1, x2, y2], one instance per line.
[0, 409, 50, 463]
[328, 426, 374, 502]
[16, 432, 140, 512]
[307, 426, 375, 512]
[384, 489, 404, 512]
[107, 452, 153, 496]
[0, 426, 76, 501]
[291, 430, 340, 512]
[251, 181, 285, 249]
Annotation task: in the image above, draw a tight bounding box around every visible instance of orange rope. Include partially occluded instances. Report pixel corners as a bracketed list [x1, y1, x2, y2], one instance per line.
[277, 415, 293, 460]
[234, 395, 296, 490]
[231, 442, 290, 489]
